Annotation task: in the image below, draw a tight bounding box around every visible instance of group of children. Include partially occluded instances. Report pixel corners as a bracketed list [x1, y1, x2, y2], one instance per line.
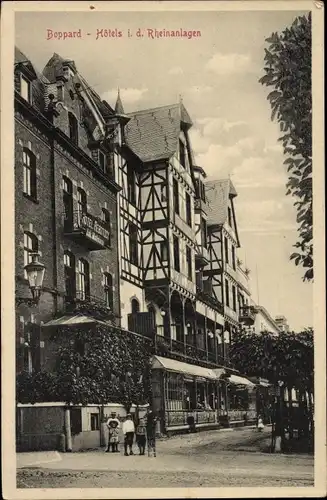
[106, 410, 157, 457]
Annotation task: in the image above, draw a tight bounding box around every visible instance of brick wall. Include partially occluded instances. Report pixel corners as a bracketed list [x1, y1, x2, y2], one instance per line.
[15, 89, 120, 374]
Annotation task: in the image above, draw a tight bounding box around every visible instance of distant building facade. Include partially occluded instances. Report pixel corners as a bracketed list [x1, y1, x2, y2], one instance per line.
[274, 315, 290, 333]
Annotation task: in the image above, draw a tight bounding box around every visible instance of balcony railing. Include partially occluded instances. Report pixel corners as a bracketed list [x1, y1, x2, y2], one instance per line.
[155, 333, 227, 367]
[63, 211, 110, 250]
[239, 306, 257, 325]
[64, 292, 114, 320]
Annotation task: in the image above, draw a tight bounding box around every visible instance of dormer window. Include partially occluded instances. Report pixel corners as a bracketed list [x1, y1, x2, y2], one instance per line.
[20, 75, 31, 103]
[179, 139, 186, 168]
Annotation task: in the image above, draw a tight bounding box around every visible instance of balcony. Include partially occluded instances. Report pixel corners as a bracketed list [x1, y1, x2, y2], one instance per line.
[63, 211, 110, 250]
[155, 332, 227, 367]
[196, 279, 224, 315]
[195, 246, 209, 268]
[64, 292, 114, 321]
[239, 305, 257, 326]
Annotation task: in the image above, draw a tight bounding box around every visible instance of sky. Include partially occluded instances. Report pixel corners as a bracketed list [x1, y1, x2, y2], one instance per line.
[15, 8, 313, 331]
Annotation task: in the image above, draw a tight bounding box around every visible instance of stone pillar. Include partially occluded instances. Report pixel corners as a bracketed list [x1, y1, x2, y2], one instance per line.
[64, 407, 72, 452]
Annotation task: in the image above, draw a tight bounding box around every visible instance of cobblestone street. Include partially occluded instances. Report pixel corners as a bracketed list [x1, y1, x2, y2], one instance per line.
[17, 428, 314, 488]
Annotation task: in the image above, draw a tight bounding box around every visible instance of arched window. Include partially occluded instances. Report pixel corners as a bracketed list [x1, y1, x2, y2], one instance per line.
[77, 188, 87, 215]
[64, 251, 76, 300]
[103, 273, 113, 309]
[68, 112, 79, 145]
[131, 298, 140, 314]
[23, 148, 37, 200]
[101, 208, 111, 246]
[77, 258, 90, 300]
[23, 232, 38, 278]
[63, 176, 73, 229]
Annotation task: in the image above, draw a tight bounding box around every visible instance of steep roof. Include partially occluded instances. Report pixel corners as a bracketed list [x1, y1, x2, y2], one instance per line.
[125, 102, 193, 163]
[205, 178, 237, 226]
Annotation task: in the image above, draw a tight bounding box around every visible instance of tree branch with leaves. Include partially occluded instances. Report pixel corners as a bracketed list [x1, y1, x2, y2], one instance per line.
[259, 13, 312, 281]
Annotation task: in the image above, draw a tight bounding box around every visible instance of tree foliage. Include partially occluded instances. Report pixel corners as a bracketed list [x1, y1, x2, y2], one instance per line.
[229, 328, 314, 392]
[17, 324, 153, 410]
[259, 13, 312, 281]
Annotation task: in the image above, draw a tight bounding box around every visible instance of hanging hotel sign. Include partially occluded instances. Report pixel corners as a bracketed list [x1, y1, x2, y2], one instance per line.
[75, 212, 110, 245]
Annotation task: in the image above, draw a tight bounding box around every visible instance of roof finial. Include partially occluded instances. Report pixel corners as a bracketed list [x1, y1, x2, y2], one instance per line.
[179, 93, 183, 104]
[115, 87, 124, 115]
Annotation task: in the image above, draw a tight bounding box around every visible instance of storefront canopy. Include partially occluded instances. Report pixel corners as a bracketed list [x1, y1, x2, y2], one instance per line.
[229, 374, 255, 387]
[152, 355, 226, 381]
[42, 314, 109, 327]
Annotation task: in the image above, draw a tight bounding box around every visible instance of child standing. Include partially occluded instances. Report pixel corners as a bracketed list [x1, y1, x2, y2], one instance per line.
[106, 412, 120, 453]
[257, 414, 265, 432]
[135, 417, 147, 455]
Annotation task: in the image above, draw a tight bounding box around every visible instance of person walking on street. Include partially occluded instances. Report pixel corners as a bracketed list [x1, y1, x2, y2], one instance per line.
[106, 412, 120, 453]
[136, 417, 147, 455]
[122, 413, 135, 456]
[146, 409, 157, 457]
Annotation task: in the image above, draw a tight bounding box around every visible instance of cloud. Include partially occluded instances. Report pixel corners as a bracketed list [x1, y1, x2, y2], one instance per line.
[205, 52, 252, 75]
[236, 198, 295, 234]
[101, 87, 148, 106]
[168, 66, 183, 75]
[232, 156, 287, 189]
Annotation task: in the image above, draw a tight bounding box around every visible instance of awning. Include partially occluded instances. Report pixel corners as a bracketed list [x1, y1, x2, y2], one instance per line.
[42, 314, 109, 327]
[152, 355, 221, 380]
[229, 374, 255, 387]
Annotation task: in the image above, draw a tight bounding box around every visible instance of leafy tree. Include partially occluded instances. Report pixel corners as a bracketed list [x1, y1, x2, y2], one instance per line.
[259, 13, 312, 281]
[229, 328, 314, 392]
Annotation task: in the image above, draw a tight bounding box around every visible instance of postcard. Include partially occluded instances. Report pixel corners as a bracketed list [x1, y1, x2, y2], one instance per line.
[1, 1, 325, 498]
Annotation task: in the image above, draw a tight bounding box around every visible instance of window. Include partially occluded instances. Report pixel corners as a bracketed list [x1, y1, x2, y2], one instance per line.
[90, 413, 99, 431]
[127, 162, 136, 205]
[232, 285, 237, 311]
[20, 75, 31, 103]
[104, 272, 113, 309]
[173, 235, 180, 272]
[224, 237, 229, 264]
[23, 149, 37, 199]
[228, 207, 232, 227]
[131, 298, 140, 314]
[194, 179, 200, 199]
[160, 183, 167, 202]
[129, 223, 138, 266]
[68, 112, 78, 145]
[173, 178, 179, 215]
[225, 279, 230, 307]
[77, 188, 87, 215]
[64, 251, 76, 300]
[101, 208, 111, 246]
[201, 218, 207, 248]
[23, 232, 38, 278]
[232, 245, 236, 270]
[201, 182, 206, 202]
[179, 139, 186, 168]
[98, 150, 107, 173]
[160, 240, 168, 262]
[185, 192, 192, 226]
[76, 258, 90, 300]
[186, 246, 192, 280]
[63, 176, 73, 229]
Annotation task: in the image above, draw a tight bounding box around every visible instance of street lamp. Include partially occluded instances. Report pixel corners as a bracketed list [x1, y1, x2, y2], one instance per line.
[16, 252, 46, 306]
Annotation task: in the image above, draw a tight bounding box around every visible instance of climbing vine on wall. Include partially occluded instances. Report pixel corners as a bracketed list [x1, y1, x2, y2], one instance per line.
[16, 324, 153, 410]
